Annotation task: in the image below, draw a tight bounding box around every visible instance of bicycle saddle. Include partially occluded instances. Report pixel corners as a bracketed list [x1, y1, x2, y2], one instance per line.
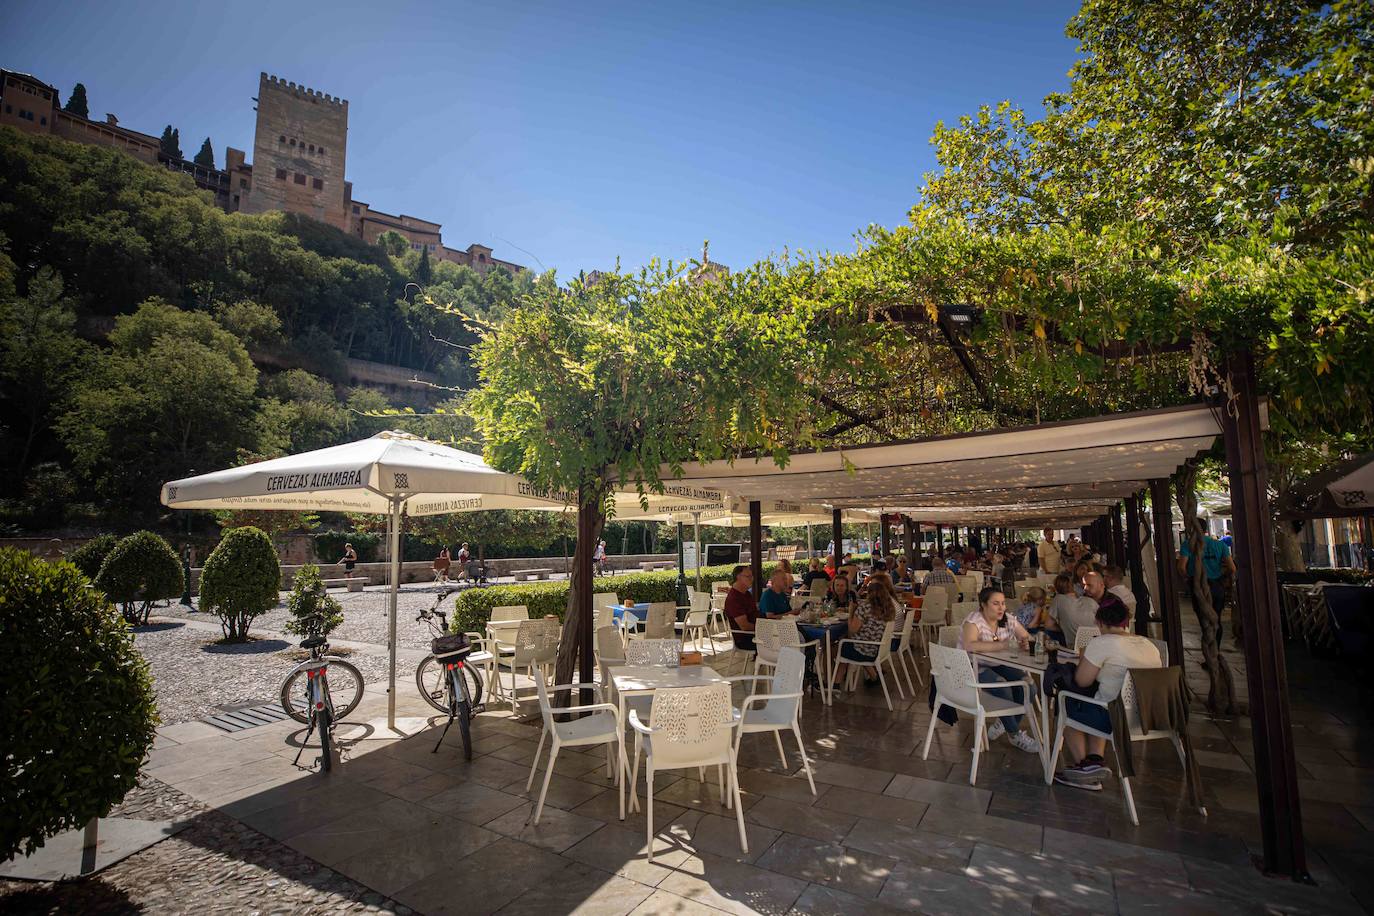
[300, 635, 326, 650]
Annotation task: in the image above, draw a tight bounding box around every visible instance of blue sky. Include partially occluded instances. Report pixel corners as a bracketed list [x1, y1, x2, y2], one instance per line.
[2, 0, 1080, 274]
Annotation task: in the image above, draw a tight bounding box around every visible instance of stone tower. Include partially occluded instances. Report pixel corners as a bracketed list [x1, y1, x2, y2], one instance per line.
[241, 73, 348, 229]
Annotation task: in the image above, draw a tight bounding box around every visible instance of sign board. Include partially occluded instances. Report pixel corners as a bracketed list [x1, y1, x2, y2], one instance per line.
[683, 542, 699, 569]
[705, 543, 742, 566]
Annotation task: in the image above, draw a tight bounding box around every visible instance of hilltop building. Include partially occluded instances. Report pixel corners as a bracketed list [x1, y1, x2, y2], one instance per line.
[0, 69, 522, 275]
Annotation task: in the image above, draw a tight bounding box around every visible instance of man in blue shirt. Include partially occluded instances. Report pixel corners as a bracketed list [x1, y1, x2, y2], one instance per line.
[1178, 523, 1236, 613]
[758, 569, 795, 618]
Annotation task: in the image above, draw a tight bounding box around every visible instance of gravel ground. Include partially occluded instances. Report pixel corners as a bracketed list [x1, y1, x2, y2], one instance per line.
[132, 621, 390, 726]
[157, 582, 469, 654]
[0, 776, 408, 915]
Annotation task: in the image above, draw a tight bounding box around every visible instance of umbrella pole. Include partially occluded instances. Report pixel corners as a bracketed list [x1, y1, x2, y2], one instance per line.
[387, 496, 401, 730]
[694, 513, 702, 593]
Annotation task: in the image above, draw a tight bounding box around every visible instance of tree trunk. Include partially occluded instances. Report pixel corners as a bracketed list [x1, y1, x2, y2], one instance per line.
[1174, 465, 1237, 715]
[556, 479, 606, 704]
[1274, 521, 1306, 572]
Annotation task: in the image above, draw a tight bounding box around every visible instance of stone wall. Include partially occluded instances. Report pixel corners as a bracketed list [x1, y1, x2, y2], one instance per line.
[241, 73, 349, 230]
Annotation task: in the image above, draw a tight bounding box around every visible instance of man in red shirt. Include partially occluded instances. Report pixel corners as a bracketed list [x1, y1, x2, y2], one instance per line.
[723, 565, 759, 651]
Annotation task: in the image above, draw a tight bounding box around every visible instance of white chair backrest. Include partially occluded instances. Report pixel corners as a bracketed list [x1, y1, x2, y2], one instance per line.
[645, 683, 734, 768]
[938, 625, 961, 648]
[627, 638, 680, 667]
[809, 577, 830, 596]
[928, 643, 979, 708]
[764, 647, 806, 722]
[913, 570, 929, 584]
[1149, 637, 1169, 667]
[897, 608, 915, 651]
[685, 592, 711, 626]
[643, 602, 677, 638]
[951, 601, 978, 623]
[712, 581, 730, 596]
[871, 620, 896, 662]
[922, 586, 949, 617]
[956, 575, 977, 598]
[512, 618, 558, 665]
[969, 571, 985, 591]
[754, 618, 784, 662]
[790, 595, 813, 612]
[593, 592, 619, 611]
[491, 604, 530, 623]
[1074, 626, 1101, 654]
[596, 624, 625, 663]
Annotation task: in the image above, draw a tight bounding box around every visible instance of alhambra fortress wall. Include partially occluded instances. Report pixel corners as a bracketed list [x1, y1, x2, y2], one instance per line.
[0, 68, 524, 275]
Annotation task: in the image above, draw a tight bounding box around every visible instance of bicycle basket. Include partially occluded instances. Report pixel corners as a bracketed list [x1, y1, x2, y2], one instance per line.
[432, 633, 471, 659]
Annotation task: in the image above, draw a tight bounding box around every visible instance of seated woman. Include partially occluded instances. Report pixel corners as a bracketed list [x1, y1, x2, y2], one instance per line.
[957, 587, 1042, 754]
[1054, 601, 1162, 789]
[1013, 586, 1049, 634]
[833, 572, 900, 687]
[826, 572, 858, 613]
[801, 558, 832, 590]
[891, 556, 912, 585]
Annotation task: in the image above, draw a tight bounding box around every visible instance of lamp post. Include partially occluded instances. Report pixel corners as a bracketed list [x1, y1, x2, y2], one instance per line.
[180, 468, 194, 606]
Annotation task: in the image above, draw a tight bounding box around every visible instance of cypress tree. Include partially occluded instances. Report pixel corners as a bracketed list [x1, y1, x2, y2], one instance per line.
[64, 83, 89, 118]
[417, 244, 432, 283]
[158, 126, 183, 160]
[193, 137, 215, 168]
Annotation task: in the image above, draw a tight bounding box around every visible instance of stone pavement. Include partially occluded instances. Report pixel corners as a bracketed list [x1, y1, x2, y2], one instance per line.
[7, 609, 1372, 915]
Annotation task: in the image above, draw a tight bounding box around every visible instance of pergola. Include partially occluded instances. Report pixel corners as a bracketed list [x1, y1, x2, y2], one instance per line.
[636, 363, 1308, 880]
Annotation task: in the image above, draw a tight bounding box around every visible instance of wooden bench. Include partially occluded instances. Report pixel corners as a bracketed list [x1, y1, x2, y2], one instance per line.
[321, 577, 369, 592]
[512, 568, 554, 582]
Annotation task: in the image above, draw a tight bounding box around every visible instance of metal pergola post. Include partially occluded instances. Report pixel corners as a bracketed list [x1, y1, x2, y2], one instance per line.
[749, 500, 763, 599]
[1222, 350, 1309, 881]
[832, 508, 843, 572]
[879, 512, 891, 558]
[1149, 478, 1184, 667]
[1110, 504, 1125, 568]
[1125, 492, 1151, 637]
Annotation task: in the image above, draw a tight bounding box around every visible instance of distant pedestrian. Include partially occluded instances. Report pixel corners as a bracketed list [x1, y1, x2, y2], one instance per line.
[433, 546, 451, 583]
[339, 543, 358, 579]
[594, 539, 608, 575]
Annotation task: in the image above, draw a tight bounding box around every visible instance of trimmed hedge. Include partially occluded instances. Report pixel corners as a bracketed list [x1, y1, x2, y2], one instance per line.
[0, 549, 159, 860]
[67, 533, 118, 581]
[95, 531, 184, 625]
[450, 561, 783, 633]
[200, 526, 282, 640]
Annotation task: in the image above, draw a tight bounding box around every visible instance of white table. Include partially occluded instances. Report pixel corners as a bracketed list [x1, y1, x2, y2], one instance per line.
[969, 646, 1077, 781]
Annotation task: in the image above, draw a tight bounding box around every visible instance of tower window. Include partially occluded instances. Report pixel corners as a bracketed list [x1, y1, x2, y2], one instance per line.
[352, 205, 360, 214]
[279, 135, 286, 143]
[319, 147, 326, 154]
[289, 138, 296, 146]
[312, 178, 323, 190]
[308, 144, 314, 153]
[294, 173, 306, 185]
[276, 168, 287, 180]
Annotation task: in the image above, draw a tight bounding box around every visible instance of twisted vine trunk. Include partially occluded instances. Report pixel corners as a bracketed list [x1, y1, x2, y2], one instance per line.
[1174, 465, 1237, 715]
[556, 478, 607, 705]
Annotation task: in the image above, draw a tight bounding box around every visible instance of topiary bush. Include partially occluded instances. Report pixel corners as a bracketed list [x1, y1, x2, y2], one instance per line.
[0, 548, 158, 860]
[450, 561, 781, 633]
[67, 533, 118, 581]
[94, 530, 184, 625]
[283, 563, 343, 637]
[199, 526, 282, 640]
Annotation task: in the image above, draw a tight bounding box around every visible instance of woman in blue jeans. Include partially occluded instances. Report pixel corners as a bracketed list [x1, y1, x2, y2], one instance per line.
[958, 586, 1042, 754]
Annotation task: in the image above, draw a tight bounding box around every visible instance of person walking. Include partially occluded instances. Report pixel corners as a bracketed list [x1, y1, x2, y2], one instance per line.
[338, 543, 358, 579]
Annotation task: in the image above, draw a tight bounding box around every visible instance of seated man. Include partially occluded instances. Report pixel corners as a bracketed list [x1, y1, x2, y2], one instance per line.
[1103, 564, 1138, 618]
[801, 558, 832, 590]
[924, 558, 956, 593]
[723, 565, 760, 651]
[1054, 600, 1162, 789]
[759, 568, 795, 618]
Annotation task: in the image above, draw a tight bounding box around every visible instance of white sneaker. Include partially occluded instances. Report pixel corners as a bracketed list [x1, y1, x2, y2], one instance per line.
[1009, 730, 1042, 754]
[985, 719, 1006, 742]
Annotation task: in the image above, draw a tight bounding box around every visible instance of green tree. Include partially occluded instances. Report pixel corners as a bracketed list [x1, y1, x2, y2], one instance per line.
[94, 530, 184, 625]
[63, 82, 89, 119]
[283, 564, 343, 637]
[158, 125, 182, 160]
[57, 299, 258, 515]
[193, 136, 215, 169]
[416, 243, 432, 283]
[0, 267, 90, 484]
[376, 230, 409, 258]
[199, 526, 281, 639]
[0, 548, 157, 860]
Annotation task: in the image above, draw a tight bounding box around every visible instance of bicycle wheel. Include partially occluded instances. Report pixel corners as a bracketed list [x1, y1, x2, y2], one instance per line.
[318, 706, 333, 772]
[415, 655, 450, 713]
[457, 661, 483, 717]
[451, 669, 473, 760]
[280, 658, 365, 724]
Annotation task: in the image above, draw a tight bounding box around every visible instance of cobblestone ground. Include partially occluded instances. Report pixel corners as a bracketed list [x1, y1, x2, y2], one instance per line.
[0, 776, 409, 915]
[157, 582, 471, 655]
[131, 620, 390, 725]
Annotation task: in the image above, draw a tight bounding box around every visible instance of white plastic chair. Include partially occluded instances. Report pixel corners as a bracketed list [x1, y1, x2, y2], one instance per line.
[809, 577, 829, 597]
[526, 676, 627, 824]
[638, 602, 677, 640]
[677, 592, 711, 651]
[950, 600, 979, 621]
[892, 609, 922, 690]
[628, 683, 745, 862]
[500, 618, 559, 713]
[626, 638, 681, 667]
[753, 618, 817, 679]
[830, 619, 898, 709]
[1074, 626, 1101, 654]
[727, 646, 816, 794]
[955, 575, 977, 601]
[1046, 668, 1205, 825]
[923, 643, 1041, 784]
[937, 625, 961, 648]
[789, 595, 814, 613]
[596, 625, 627, 698]
[486, 604, 530, 647]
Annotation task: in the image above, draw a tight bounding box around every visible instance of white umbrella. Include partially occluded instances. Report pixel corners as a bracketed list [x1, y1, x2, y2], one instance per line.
[162, 431, 729, 728]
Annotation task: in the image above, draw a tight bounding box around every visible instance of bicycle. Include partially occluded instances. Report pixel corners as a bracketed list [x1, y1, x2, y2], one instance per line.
[279, 614, 364, 772]
[415, 589, 488, 760]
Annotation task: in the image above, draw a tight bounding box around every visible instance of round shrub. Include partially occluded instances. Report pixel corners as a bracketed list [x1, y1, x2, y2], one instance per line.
[199, 526, 281, 640]
[0, 548, 158, 860]
[283, 564, 343, 637]
[67, 533, 118, 581]
[95, 530, 184, 625]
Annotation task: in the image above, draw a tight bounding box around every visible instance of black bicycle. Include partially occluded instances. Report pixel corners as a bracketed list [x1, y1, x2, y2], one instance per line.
[279, 615, 364, 772]
[415, 589, 487, 760]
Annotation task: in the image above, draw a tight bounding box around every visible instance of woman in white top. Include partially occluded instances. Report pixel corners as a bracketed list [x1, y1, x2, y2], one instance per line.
[958, 586, 1042, 754]
[1054, 600, 1162, 790]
